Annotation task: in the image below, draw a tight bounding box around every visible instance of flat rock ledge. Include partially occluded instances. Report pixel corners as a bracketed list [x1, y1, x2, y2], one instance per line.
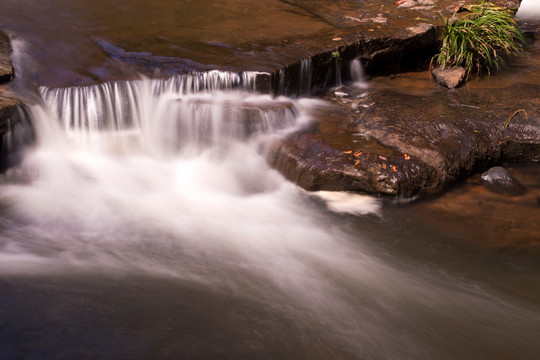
[268, 82, 540, 198]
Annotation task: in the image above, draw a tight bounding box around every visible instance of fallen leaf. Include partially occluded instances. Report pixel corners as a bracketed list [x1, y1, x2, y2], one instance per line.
[354, 151, 362, 157]
[332, 37, 342, 41]
[368, 29, 375, 32]
[392, 165, 397, 172]
[382, 163, 387, 169]
[378, 155, 387, 161]
[404, 154, 411, 160]
[354, 160, 360, 166]
[342, 150, 352, 154]
[395, 0, 406, 4]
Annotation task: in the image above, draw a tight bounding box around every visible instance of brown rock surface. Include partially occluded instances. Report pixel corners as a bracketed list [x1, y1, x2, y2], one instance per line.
[0, 31, 14, 83]
[269, 61, 540, 198]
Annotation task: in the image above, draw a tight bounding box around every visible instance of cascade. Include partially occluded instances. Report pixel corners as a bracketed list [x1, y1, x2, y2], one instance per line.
[350, 58, 369, 89]
[37, 71, 297, 155]
[299, 58, 313, 95]
[334, 56, 342, 89]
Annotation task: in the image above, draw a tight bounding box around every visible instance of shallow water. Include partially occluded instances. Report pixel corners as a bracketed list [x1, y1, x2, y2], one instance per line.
[1, 1, 540, 359]
[0, 0, 333, 87]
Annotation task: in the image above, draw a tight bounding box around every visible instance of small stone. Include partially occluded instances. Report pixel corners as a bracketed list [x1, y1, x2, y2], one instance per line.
[481, 166, 525, 196]
[432, 67, 466, 89]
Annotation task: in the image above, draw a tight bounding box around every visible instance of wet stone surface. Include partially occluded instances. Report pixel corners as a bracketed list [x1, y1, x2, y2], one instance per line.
[0, 31, 14, 83]
[481, 166, 526, 195]
[269, 35, 540, 198]
[0, 0, 479, 87]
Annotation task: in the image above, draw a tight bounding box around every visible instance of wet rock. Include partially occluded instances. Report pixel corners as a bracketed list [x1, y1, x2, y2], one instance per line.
[432, 67, 467, 89]
[481, 166, 526, 195]
[0, 95, 34, 171]
[0, 31, 14, 83]
[269, 80, 540, 198]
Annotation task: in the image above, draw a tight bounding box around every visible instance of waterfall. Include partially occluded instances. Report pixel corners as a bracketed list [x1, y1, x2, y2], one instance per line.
[299, 58, 313, 95]
[350, 58, 368, 89]
[334, 56, 342, 89]
[37, 71, 296, 155]
[274, 58, 314, 97]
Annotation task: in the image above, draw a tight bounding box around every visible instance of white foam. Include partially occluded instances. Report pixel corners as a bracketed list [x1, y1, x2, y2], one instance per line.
[315, 191, 381, 216]
[517, 0, 540, 20]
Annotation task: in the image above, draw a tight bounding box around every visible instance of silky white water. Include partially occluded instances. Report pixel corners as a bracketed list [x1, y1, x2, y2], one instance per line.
[517, 0, 540, 20]
[1, 66, 539, 358]
[350, 58, 369, 89]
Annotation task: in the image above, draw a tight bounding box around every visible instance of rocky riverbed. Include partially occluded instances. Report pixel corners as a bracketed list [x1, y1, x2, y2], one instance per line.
[0, 0, 538, 201]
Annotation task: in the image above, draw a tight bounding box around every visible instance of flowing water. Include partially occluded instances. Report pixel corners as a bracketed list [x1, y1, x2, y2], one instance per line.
[1, 1, 540, 359]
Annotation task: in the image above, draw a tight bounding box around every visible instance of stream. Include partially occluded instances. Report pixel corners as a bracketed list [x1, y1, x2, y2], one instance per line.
[0, 1, 539, 359]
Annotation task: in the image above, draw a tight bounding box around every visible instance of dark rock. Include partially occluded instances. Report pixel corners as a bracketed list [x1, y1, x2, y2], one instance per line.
[481, 166, 526, 195]
[268, 80, 540, 198]
[0, 95, 34, 171]
[0, 31, 14, 83]
[491, 0, 521, 11]
[432, 67, 467, 89]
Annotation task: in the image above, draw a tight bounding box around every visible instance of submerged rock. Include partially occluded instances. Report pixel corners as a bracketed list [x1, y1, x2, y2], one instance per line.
[481, 166, 526, 195]
[432, 67, 466, 89]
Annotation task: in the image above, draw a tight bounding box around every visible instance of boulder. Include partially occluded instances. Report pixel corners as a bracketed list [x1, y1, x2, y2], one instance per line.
[481, 166, 526, 195]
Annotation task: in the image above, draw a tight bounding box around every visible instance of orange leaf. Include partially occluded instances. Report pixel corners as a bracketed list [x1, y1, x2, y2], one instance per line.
[392, 165, 397, 172]
[354, 160, 360, 166]
[342, 150, 352, 154]
[382, 163, 387, 169]
[354, 151, 362, 157]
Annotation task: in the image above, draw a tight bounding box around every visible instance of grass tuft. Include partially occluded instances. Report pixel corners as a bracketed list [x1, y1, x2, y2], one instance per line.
[434, 1, 524, 75]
